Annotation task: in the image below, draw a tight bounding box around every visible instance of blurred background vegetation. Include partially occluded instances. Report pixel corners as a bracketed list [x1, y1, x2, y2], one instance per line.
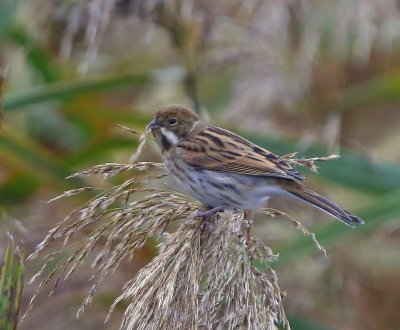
[1, 0, 400, 329]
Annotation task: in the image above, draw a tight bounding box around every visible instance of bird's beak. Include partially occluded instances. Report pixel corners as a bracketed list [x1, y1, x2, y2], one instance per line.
[148, 118, 160, 129]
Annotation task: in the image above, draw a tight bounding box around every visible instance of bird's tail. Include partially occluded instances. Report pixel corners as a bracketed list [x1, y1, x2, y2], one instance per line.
[288, 188, 364, 228]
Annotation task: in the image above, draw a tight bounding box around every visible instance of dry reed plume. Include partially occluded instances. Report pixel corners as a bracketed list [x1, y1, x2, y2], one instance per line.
[23, 129, 333, 329]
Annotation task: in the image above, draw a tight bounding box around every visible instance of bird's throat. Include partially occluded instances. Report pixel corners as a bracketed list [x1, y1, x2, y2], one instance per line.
[161, 134, 172, 150]
[160, 127, 179, 150]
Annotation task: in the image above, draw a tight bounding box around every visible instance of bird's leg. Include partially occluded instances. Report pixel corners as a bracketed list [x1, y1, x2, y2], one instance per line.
[244, 209, 253, 219]
[195, 206, 224, 219]
[241, 213, 253, 260]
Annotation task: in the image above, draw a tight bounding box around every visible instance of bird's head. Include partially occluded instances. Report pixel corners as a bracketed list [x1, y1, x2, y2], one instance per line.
[148, 105, 203, 150]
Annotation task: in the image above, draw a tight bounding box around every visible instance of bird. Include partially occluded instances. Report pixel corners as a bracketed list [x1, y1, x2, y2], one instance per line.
[148, 104, 364, 228]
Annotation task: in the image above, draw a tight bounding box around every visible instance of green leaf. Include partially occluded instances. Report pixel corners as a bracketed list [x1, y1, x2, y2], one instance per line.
[0, 128, 71, 180]
[0, 238, 25, 330]
[0, 0, 17, 41]
[286, 314, 332, 330]
[332, 72, 400, 112]
[0, 128, 85, 190]
[95, 108, 151, 126]
[65, 137, 139, 167]
[0, 173, 38, 204]
[7, 27, 61, 82]
[3, 72, 150, 111]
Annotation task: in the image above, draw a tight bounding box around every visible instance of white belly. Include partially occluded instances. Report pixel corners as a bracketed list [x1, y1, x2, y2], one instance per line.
[164, 154, 286, 209]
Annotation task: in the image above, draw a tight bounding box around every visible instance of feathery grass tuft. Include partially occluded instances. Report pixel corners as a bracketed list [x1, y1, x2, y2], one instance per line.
[107, 211, 289, 329]
[282, 153, 340, 174]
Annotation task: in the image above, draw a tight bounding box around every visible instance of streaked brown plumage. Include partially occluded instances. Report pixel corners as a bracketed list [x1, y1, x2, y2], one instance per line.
[149, 104, 364, 227]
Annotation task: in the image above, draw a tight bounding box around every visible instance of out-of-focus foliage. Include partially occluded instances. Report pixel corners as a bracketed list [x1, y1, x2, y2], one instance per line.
[1, 0, 400, 329]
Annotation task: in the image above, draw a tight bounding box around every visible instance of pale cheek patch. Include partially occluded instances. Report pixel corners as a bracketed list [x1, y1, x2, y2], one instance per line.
[161, 127, 179, 145]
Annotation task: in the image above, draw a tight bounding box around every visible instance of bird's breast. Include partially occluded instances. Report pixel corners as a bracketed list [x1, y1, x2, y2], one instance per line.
[162, 150, 286, 209]
[163, 150, 192, 185]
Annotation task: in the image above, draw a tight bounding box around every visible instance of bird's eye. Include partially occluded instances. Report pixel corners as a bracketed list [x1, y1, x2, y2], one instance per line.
[168, 118, 178, 125]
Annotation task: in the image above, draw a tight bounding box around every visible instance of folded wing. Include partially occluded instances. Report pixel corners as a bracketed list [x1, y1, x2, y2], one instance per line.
[178, 125, 304, 181]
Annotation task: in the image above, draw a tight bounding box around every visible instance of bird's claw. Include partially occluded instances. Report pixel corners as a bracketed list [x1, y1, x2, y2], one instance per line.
[195, 206, 224, 219]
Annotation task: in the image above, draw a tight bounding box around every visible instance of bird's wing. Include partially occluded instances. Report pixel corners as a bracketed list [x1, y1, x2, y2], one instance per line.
[178, 125, 304, 181]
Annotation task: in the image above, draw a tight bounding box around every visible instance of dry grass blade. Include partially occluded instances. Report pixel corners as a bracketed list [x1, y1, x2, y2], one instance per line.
[283, 153, 340, 173]
[129, 126, 152, 163]
[258, 208, 327, 257]
[48, 187, 95, 203]
[67, 162, 165, 179]
[117, 124, 141, 135]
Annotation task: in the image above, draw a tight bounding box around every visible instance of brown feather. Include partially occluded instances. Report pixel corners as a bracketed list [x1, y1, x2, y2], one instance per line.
[284, 185, 364, 227]
[178, 125, 305, 181]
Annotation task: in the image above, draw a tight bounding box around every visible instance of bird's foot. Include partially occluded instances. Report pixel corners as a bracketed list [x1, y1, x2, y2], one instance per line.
[195, 206, 224, 219]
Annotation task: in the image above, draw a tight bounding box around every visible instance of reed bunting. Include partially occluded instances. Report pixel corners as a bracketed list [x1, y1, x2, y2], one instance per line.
[148, 105, 364, 227]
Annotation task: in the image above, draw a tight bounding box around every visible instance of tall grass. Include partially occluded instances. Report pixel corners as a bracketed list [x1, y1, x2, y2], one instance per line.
[0, 237, 25, 330]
